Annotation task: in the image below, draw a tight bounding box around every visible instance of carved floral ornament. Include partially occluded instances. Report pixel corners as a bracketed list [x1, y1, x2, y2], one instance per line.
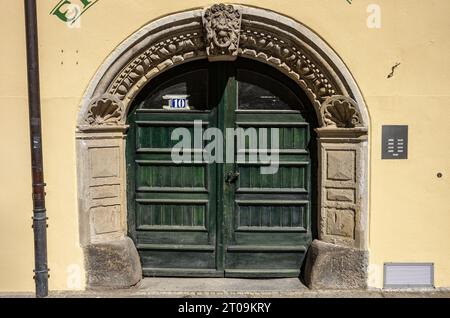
[79, 5, 367, 130]
[108, 33, 205, 101]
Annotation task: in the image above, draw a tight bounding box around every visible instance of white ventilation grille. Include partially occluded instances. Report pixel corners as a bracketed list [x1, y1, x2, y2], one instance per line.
[384, 263, 434, 288]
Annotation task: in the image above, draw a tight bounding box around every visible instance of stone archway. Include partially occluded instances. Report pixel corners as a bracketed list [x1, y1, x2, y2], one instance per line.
[76, 4, 369, 289]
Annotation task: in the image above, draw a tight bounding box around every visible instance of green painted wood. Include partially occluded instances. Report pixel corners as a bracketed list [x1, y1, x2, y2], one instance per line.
[226, 245, 307, 252]
[126, 59, 314, 277]
[127, 61, 219, 276]
[137, 244, 216, 251]
[143, 268, 223, 277]
[222, 60, 313, 277]
[225, 269, 300, 278]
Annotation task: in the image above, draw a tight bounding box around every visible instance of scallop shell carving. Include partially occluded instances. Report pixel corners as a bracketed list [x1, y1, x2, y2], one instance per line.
[86, 94, 125, 126]
[322, 96, 362, 128]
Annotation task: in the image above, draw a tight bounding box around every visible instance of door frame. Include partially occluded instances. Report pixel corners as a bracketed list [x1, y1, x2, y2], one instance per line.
[76, 4, 369, 289]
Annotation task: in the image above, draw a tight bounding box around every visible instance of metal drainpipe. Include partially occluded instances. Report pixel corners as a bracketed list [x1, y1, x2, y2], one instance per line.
[24, 0, 49, 298]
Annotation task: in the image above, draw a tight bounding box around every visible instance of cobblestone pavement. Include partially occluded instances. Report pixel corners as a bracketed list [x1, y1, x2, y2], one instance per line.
[2, 278, 450, 298]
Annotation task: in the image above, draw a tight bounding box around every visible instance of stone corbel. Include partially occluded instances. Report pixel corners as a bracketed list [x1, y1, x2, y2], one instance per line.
[203, 4, 242, 61]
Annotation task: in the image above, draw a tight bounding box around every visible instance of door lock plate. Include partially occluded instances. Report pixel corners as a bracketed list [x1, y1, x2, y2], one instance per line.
[225, 171, 240, 184]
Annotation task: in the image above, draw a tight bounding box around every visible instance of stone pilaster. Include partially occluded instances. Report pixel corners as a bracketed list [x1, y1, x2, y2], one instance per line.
[77, 127, 142, 289]
[316, 127, 368, 250]
[76, 129, 128, 246]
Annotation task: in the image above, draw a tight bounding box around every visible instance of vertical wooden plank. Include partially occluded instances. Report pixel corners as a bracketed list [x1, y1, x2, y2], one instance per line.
[285, 127, 292, 149]
[293, 127, 300, 149]
[241, 205, 249, 227]
[292, 205, 300, 227]
[153, 204, 161, 226]
[173, 205, 182, 226]
[194, 205, 202, 227]
[261, 205, 270, 227]
[270, 205, 278, 227]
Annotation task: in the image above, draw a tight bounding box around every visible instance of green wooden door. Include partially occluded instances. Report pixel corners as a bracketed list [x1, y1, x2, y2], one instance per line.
[127, 59, 314, 277]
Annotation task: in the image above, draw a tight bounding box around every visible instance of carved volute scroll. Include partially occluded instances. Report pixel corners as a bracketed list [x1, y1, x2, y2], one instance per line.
[203, 3, 242, 61]
[81, 94, 126, 130]
[321, 95, 362, 128]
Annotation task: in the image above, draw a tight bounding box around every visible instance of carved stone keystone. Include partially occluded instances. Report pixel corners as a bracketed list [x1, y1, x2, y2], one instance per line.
[203, 4, 242, 61]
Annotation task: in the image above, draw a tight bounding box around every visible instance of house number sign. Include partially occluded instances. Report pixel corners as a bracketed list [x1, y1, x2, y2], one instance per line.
[163, 95, 190, 110]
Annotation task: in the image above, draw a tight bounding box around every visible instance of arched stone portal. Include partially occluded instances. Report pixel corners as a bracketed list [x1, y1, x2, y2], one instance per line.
[76, 4, 369, 289]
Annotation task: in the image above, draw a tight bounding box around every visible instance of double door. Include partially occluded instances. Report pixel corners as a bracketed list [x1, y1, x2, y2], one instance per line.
[127, 59, 313, 277]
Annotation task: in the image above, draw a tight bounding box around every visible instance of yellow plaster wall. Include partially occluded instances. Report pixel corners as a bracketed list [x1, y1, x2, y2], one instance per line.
[0, 0, 36, 292]
[0, 0, 448, 291]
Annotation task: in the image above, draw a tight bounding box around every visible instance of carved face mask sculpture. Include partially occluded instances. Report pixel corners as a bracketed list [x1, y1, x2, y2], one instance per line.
[203, 4, 242, 59]
[212, 11, 234, 48]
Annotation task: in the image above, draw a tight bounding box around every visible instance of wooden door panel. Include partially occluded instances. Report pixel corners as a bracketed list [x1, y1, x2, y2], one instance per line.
[135, 230, 210, 245]
[136, 163, 207, 190]
[235, 201, 308, 231]
[131, 116, 218, 275]
[135, 201, 208, 229]
[224, 62, 313, 276]
[237, 164, 308, 192]
[226, 252, 304, 269]
[139, 250, 216, 269]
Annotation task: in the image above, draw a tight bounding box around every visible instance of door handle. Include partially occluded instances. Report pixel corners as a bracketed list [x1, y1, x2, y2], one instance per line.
[225, 171, 240, 184]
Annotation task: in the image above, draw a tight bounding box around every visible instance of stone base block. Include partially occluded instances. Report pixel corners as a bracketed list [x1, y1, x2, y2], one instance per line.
[85, 237, 142, 289]
[304, 240, 368, 289]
